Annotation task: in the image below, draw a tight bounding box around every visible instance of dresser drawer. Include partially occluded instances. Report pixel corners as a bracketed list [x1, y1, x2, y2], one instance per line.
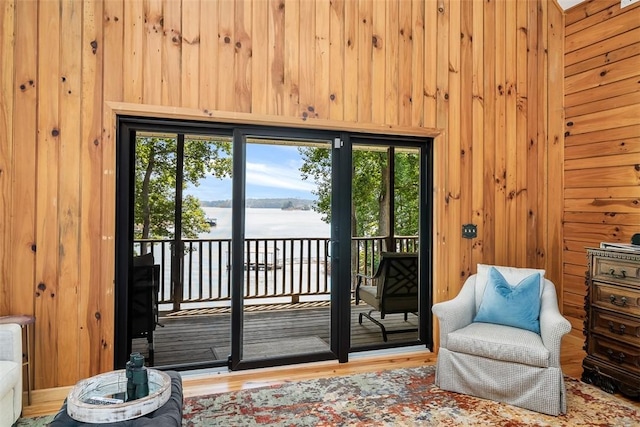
[593, 255, 640, 288]
[593, 282, 640, 317]
[588, 334, 640, 376]
[591, 308, 640, 347]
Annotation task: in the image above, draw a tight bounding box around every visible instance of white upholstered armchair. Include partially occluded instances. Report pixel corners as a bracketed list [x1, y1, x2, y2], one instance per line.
[432, 264, 572, 416]
[0, 323, 23, 426]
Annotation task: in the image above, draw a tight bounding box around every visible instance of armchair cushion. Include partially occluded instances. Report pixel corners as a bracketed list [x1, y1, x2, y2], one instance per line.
[447, 323, 550, 368]
[473, 267, 542, 334]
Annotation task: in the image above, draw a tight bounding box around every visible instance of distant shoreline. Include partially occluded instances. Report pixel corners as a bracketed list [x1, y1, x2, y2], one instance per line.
[202, 198, 315, 210]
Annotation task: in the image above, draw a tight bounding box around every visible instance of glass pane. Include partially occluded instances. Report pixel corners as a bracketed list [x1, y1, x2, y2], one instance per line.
[351, 143, 420, 348]
[240, 136, 332, 361]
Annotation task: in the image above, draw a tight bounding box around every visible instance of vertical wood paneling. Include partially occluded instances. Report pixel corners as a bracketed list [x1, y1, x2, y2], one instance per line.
[162, 0, 182, 106]
[459, 0, 472, 276]
[504, 0, 517, 266]
[217, 0, 235, 111]
[447, 0, 461, 286]
[343, 0, 357, 122]
[235, 0, 252, 113]
[329, 0, 344, 121]
[482, 0, 496, 267]
[384, 0, 398, 125]
[80, 0, 104, 379]
[35, 0, 61, 388]
[398, 0, 412, 127]
[58, 0, 82, 385]
[470, 0, 484, 270]
[410, 0, 424, 127]
[314, 0, 330, 119]
[357, 0, 372, 123]
[0, 0, 14, 315]
[101, 0, 124, 375]
[371, 0, 385, 124]
[251, 0, 268, 114]
[2, 0, 568, 387]
[563, 0, 639, 336]
[200, 0, 219, 110]
[143, 0, 163, 106]
[527, 0, 540, 268]
[123, 0, 144, 103]
[181, 0, 200, 109]
[268, 0, 285, 115]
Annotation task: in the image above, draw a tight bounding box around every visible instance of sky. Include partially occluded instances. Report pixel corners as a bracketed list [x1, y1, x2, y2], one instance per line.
[185, 143, 318, 201]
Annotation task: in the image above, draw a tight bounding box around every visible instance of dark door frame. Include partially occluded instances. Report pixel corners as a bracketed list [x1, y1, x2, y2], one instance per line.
[114, 116, 434, 371]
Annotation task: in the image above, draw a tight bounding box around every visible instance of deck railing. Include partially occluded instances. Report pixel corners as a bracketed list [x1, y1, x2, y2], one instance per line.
[134, 236, 417, 311]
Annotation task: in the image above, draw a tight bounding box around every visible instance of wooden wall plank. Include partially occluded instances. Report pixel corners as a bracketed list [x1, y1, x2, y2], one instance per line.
[329, 0, 344, 121]
[459, 0, 473, 273]
[423, 1, 437, 128]
[565, 165, 640, 188]
[251, 0, 268, 114]
[515, 0, 528, 266]
[564, 0, 618, 27]
[565, 42, 640, 77]
[57, 0, 83, 385]
[398, 0, 411, 127]
[298, 0, 314, 116]
[410, 0, 424, 127]
[235, 0, 252, 113]
[565, 27, 640, 68]
[343, 0, 357, 122]
[565, 91, 640, 119]
[527, 0, 540, 268]
[566, 152, 638, 170]
[565, 55, 640, 95]
[565, 76, 640, 109]
[357, 0, 372, 123]
[565, 6, 640, 54]
[470, 0, 484, 269]
[566, 137, 640, 159]
[384, 0, 399, 126]
[566, 0, 633, 36]
[565, 185, 640, 199]
[200, 0, 219, 110]
[123, 0, 143, 103]
[482, 0, 495, 267]
[8, 0, 37, 320]
[143, 0, 163, 106]
[565, 212, 640, 226]
[217, 0, 235, 111]
[0, 0, 15, 315]
[181, 0, 200, 109]
[564, 196, 640, 214]
[566, 104, 640, 135]
[565, 124, 639, 146]
[101, 0, 124, 376]
[493, 0, 506, 264]
[315, 0, 330, 119]
[505, 0, 518, 265]
[371, 0, 385, 124]
[162, 0, 182, 106]
[79, 0, 104, 380]
[35, 0, 61, 389]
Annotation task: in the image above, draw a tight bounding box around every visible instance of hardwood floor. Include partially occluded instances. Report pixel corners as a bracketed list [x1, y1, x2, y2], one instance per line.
[23, 330, 614, 418]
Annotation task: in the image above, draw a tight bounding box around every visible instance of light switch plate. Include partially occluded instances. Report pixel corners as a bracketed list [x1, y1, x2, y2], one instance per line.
[621, 0, 639, 8]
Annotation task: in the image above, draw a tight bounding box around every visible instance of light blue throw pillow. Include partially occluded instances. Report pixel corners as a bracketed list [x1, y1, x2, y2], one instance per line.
[473, 266, 541, 334]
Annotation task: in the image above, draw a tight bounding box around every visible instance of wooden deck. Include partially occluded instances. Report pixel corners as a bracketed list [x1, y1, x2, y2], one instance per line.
[133, 302, 421, 367]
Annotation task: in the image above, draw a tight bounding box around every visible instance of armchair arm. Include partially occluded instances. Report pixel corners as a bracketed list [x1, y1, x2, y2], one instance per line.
[0, 323, 22, 364]
[539, 279, 572, 367]
[431, 277, 477, 348]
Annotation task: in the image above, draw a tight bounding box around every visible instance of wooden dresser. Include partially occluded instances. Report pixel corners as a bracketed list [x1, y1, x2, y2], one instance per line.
[582, 247, 640, 400]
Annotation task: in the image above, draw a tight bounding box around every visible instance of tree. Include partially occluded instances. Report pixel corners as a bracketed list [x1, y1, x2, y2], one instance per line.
[298, 147, 420, 238]
[134, 136, 232, 241]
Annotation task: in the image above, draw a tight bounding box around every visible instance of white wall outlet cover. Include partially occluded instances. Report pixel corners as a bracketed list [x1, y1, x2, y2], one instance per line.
[621, 0, 639, 8]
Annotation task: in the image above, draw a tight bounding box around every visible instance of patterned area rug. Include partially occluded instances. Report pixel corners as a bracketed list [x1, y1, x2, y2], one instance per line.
[183, 365, 639, 426]
[16, 365, 640, 426]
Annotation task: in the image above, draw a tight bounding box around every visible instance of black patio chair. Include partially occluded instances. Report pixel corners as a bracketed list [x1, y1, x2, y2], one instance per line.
[355, 252, 419, 341]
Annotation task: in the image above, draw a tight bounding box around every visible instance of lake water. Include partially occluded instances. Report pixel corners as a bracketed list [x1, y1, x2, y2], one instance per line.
[200, 207, 331, 239]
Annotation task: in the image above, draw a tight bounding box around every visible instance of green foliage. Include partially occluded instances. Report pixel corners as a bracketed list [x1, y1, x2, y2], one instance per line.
[134, 136, 232, 240]
[298, 147, 420, 237]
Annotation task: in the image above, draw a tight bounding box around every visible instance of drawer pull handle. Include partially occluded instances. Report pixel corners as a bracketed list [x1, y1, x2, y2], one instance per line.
[609, 295, 628, 307]
[608, 268, 626, 279]
[607, 321, 626, 335]
[606, 348, 626, 364]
